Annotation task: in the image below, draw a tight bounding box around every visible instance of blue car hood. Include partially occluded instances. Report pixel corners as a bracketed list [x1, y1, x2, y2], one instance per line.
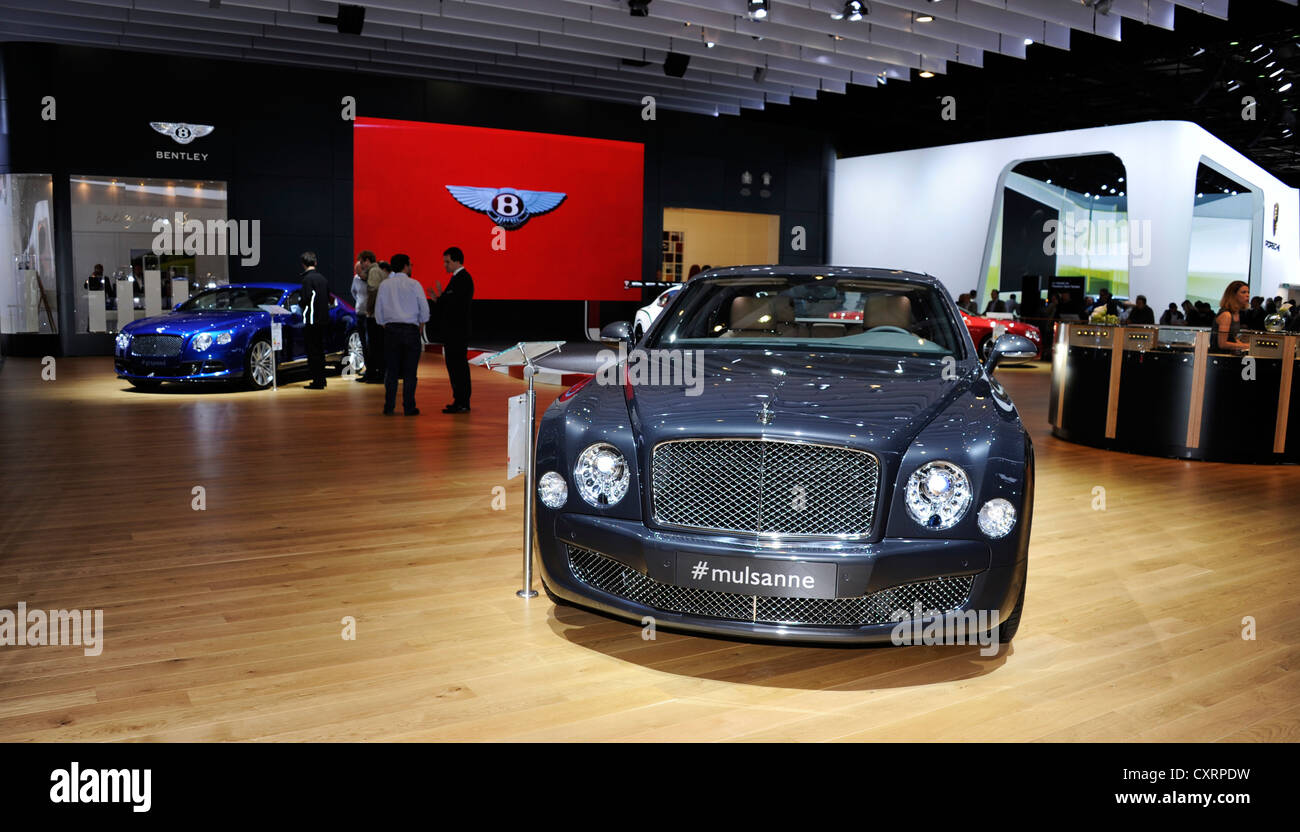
[123, 309, 269, 336]
[624, 347, 969, 456]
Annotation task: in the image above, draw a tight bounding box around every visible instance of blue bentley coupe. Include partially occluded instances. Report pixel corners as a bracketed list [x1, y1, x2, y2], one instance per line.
[114, 282, 364, 390]
[533, 267, 1036, 645]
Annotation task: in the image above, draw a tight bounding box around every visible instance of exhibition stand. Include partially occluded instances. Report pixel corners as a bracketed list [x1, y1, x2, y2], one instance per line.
[1049, 322, 1300, 463]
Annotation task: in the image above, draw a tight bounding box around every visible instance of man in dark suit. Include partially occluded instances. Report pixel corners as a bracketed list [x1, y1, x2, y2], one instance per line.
[435, 246, 474, 414]
[983, 289, 1006, 314]
[299, 251, 331, 390]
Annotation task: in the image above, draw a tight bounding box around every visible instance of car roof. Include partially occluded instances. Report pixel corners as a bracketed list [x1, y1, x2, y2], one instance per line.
[687, 265, 944, 288]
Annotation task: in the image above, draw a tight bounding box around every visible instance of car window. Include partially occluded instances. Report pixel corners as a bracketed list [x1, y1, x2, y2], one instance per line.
[284, 290, 303, 315]
[180, 287, 285, 311]
[652, 275, 963, 356]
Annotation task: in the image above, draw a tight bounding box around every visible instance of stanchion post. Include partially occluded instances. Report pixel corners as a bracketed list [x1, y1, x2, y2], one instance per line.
[517, 361, 539, 599]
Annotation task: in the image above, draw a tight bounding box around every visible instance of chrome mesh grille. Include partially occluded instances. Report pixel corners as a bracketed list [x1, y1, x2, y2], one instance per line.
[130, 335, 183, 357]
[567, 546, 973, 627]
[651, 439, 879, 537]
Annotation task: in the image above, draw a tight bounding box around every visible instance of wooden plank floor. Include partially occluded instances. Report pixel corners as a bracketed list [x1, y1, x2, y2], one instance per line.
[0, 354, 1297, 741]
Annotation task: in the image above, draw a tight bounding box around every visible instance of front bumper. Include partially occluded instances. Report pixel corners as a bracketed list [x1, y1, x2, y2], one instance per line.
[537, 513, 1026, 645]
[115, 358, 239, 382]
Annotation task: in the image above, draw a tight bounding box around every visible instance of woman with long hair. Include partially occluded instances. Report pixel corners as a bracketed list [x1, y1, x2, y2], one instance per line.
[1214, 280, 1251, 352]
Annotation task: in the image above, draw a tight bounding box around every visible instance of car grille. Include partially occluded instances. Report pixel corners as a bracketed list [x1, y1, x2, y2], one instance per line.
[130, 335, 183, 357]
[566, 546, 974, 627]
[651, 438, 879, 537]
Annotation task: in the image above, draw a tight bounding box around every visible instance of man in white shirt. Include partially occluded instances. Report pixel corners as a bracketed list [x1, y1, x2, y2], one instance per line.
[374, 253, 429, 416]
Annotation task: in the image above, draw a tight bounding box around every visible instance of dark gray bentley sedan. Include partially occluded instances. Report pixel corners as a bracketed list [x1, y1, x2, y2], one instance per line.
[533, 267, 1035, 645]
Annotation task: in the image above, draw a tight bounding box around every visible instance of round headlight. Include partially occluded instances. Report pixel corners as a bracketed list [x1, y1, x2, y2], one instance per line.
[977, 498, 1017, 538]
[537, 471, 568, 509]
[905, 461, 972, 530]
[115, 332, 131, 351]
[574, 443, 630, 508]
[193, 332, 214, 352]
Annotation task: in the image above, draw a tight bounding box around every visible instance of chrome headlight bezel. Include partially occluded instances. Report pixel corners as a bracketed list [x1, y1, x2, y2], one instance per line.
[537, 471, 569, 509]
[904, 460, 973, 530]
[573, 442, 630, 508]
[192, 331, 232, 352]
[977, 498, 1017, 538]
[115, 332, 131, 351]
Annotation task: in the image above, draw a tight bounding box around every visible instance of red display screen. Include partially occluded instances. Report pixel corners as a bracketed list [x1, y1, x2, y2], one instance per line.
[354, 117, 644, 301]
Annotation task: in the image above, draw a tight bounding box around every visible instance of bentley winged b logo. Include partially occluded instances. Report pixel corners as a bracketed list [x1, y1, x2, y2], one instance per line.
[445, 185, 567, 230]
[150, 122, 215, 145]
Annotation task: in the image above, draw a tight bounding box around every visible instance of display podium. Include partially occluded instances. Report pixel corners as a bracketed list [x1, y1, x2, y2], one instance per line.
[481, 341, 565, 598]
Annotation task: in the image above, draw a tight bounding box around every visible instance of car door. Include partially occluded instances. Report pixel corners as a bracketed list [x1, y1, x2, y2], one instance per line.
[282, 289, 308, 361]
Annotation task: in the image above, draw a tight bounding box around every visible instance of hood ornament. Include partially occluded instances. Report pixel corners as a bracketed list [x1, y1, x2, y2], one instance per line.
[757, 401, 775, 425]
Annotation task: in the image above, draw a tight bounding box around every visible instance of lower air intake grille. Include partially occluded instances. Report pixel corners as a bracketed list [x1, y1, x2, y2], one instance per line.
[566, 545, 974, 627]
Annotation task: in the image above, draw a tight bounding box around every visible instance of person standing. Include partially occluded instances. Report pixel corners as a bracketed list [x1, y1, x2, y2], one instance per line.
[433, 246, 474, 414]
[351, 254, 372, 380]
[362, 249, 388, 383]
[983, 289, 1006, 314]
[1127, 295, 1155, 325]
[300, 251, 330, 390]
[374, 253, 428, 415]
[1005, 293, 1019, 316]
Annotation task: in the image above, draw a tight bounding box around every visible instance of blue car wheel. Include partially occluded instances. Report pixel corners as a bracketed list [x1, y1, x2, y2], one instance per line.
[245, 338, 275, 389]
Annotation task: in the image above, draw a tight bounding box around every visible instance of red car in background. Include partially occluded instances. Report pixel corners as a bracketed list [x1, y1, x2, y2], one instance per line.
[958, 309, 1042, 360]
[827, 307, 1042, 360]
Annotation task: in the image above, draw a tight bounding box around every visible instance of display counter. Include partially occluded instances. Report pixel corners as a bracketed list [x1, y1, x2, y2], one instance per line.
[1049, 323, 1300, 463]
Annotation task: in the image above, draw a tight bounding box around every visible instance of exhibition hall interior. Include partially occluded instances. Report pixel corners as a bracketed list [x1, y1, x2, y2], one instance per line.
[2, 0, 1299, 748]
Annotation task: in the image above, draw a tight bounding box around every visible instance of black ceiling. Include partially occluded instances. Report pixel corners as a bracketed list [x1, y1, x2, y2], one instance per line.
[751, 2, 1300, 186]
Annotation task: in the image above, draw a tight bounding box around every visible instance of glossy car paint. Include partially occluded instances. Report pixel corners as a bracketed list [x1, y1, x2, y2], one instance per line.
[114, 282, 360, 386]
[633, 286, 681, 340]
[960, 309, 1042, 360]
[533, 266, 1033, 644]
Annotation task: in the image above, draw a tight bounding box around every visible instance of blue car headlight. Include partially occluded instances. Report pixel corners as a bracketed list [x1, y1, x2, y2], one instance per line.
[192, 331, 232, 352]
[904, 460, 972, 530]
[115, 332, 131, 351]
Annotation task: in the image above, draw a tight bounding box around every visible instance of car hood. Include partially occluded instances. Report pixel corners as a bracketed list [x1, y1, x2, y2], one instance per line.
[623, 347, 971, 456]
[123, 309, 269, 335]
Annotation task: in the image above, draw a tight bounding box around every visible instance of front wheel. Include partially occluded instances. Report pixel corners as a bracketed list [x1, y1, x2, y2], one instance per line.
[245, 338, 275, 390]
[342, 330, 366, 377]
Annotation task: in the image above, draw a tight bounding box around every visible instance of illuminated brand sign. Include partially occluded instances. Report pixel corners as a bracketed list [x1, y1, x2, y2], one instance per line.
[446, 185, 566, 230]
[150, 122, 214, 145]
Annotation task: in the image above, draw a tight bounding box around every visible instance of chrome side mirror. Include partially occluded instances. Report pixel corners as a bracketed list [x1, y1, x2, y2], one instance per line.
[984, 333, 1037, 373]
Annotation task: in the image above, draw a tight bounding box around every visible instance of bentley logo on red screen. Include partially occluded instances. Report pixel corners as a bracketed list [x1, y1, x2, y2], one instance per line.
[354, 117, 643, 301]
[446, 186, 567, 230]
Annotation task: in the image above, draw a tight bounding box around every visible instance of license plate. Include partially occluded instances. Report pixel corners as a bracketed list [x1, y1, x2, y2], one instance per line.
[136, 357, 170, 367]
[676, 553, 837, 599]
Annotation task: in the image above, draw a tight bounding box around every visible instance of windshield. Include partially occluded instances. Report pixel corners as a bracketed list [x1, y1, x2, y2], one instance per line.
[649, 275, 965, 357]
[179, 287, 285, 312]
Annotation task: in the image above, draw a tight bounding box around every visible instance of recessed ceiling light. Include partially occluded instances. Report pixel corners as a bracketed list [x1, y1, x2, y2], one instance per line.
[917, 15, 934, 23]
[1024, 38, 1033, 46]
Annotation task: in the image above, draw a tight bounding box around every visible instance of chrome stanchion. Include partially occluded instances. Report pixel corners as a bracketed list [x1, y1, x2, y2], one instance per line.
[518, 360, 539, 599]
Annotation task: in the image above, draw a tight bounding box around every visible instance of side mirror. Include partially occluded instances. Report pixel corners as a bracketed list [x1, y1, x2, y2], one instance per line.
[173, 302, 184, 312]
[600, 321, 632, 343]
[984, 333, 1037, 373]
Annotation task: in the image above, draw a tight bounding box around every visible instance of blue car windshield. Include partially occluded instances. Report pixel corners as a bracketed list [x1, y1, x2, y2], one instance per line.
[651, 275, 964, 357]
[180, 287, 285, 311]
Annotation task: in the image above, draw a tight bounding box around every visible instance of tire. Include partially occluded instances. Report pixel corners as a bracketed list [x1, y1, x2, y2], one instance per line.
[127, 378, 162, 391]
[244, 337, 275, 390]
[998, 571, 1026, 643]
[542, 579, 569, 607]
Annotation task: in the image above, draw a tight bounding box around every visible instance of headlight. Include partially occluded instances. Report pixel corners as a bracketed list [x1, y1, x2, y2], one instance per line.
[115, 332, 131, 351]
[573, 443, 630, 507]
[1025, 329, 1040, 341]
[977, 499, 1017, 538]
[192, 331, 232, 352]
[537, 471, 568, 509]
[904, 460, 972, 530]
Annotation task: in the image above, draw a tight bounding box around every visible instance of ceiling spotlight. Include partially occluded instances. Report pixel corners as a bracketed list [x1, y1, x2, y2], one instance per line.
[919, 70, 935, 78]
[747, 0, 769, 20]
[628, 0, 651, 17]
[1024, 38, 1033, 46]
[831, 1, 866, 21]
[1280, 82, 1294, 93]
[1270, 68, 1284, 78]
[706, 40, 716, 48]
[916, 14, 934, 23]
